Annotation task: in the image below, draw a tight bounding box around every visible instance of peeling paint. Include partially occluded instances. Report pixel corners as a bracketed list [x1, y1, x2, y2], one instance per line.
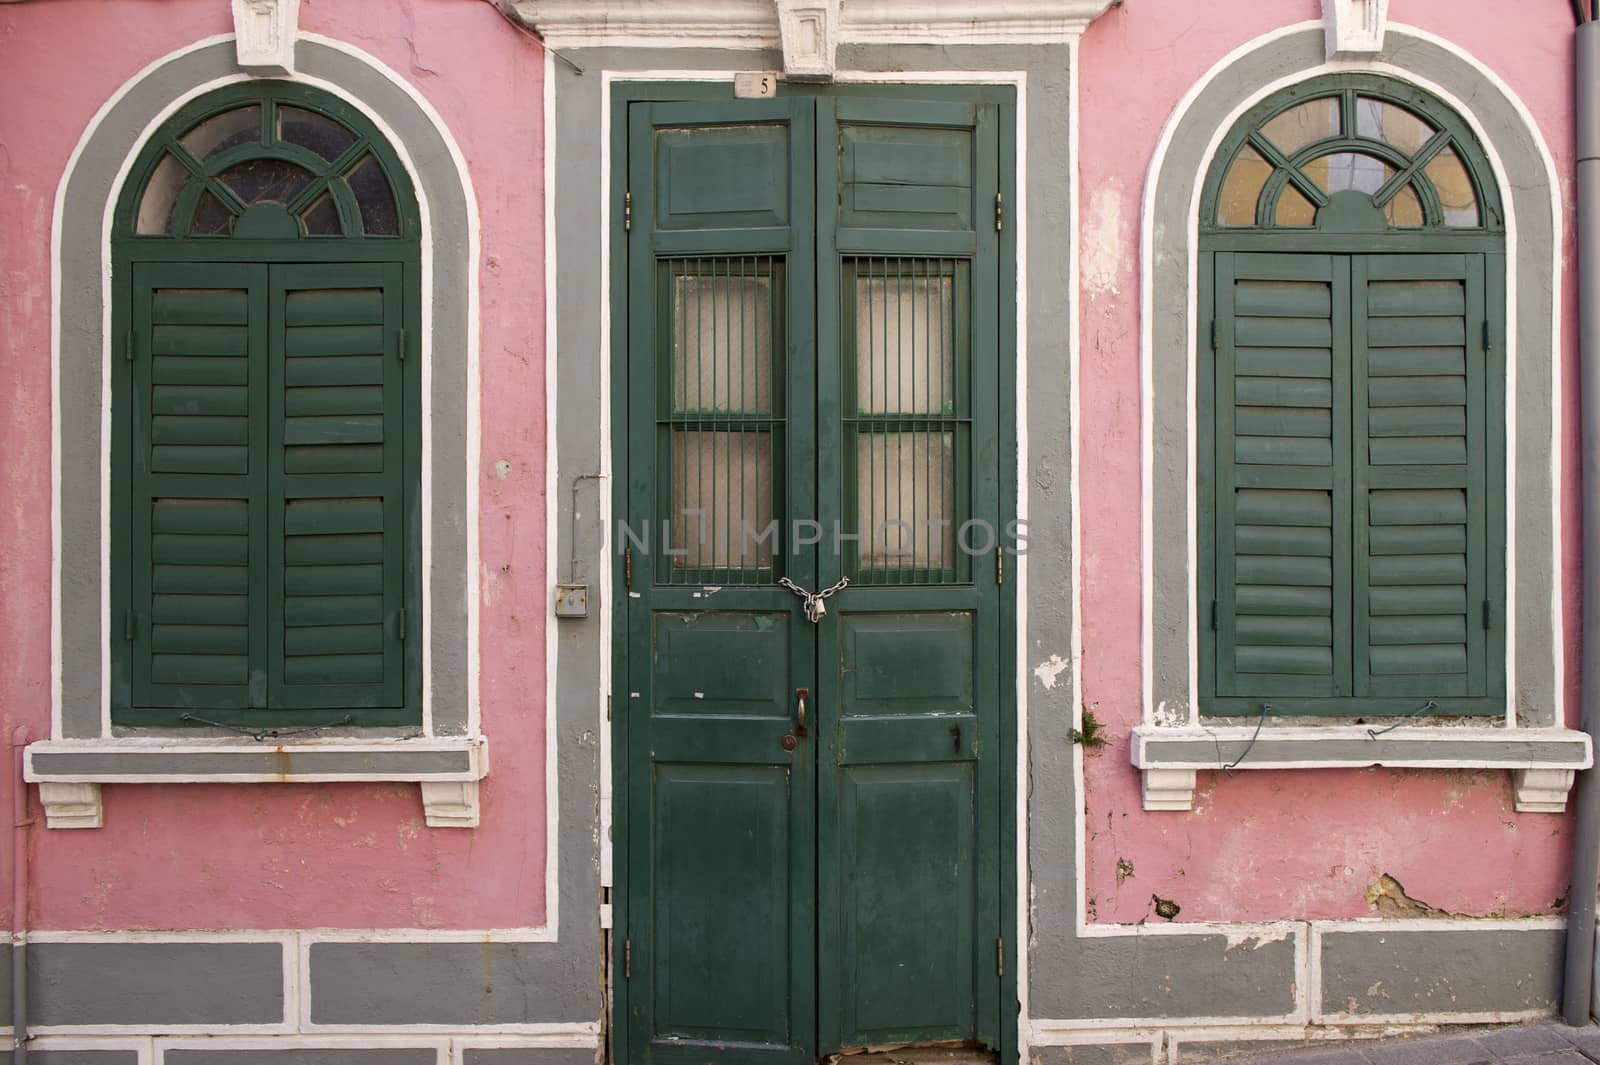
[1033, 654, 1069, 690]
[1223, 926, 1293, 951]
[1080, 181, 1124, 297]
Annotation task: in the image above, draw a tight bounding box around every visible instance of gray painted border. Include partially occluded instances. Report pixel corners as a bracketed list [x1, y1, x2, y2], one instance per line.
[26, 942, 284, 1027]
[1147, 27, 1562, 728]
[163, 1052, 436, 1065]
[1319, 926, 1565, 1018]
[1135, 733, 1591, 768]
[28, 746, 478, 779]
[55, 38, 472, 739]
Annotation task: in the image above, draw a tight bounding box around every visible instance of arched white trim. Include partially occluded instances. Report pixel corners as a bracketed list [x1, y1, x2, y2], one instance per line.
[1136, 20, 1564, 730]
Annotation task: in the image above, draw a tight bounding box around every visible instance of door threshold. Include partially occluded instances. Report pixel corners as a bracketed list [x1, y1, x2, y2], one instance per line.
[824, 1043, 998, 1065]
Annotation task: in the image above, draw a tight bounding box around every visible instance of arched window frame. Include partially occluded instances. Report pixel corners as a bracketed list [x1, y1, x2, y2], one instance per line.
[108, 80, 423, 729]
[1194, 72, 1507, 721]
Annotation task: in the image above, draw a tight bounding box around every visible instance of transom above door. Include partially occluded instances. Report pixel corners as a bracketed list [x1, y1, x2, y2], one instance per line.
[615, 86, 1015, 1065]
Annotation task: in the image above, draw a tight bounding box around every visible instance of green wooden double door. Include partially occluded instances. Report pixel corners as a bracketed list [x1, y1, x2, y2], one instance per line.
[617, 91, 1011, 1063]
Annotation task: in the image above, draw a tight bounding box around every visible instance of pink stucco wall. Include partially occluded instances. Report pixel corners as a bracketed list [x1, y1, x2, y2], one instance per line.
[0, 0, 548, 930]
[1077, 0, 1584, 923]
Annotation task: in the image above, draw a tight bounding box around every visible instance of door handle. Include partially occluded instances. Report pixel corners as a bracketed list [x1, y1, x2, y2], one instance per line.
[795, 688, 809, 737]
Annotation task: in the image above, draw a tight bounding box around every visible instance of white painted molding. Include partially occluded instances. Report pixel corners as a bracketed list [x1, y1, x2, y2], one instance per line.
[1131, 725, 1592, 812]
[1512, 767, 1576, 813]
[1321, 0, 1389, 58]
[37, 782, 103, 829]
[420, 780, 482, 828]
[775, 0, 838, 78]
[25, 736, 488, 828]
[231, 0, 301, 76]
[1140, 768, 1198, 812]
[502, 0, 1119, 49]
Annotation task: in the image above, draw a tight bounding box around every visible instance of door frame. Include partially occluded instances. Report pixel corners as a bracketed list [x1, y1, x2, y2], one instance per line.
[606, 77, 1020, 1064]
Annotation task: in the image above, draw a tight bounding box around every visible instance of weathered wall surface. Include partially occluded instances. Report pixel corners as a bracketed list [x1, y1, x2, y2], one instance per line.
[0, 0, 549, 932]
[1076, 0, 1583, 925]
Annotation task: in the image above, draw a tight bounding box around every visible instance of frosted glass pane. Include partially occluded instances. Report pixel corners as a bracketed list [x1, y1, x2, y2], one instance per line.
[855, 274, 954, 414]
[137, 153, 188, 234]
[278, 106, 357, 163]
[1218, 145, 1271, 226]
[1425, 146, 1479, 227]
[856, 432, 954, 569]
[1383, 184, 1425, 227]
[673, 272, 774, 415]
[1275, 185, 1317, 227]
[1355, 97, 1436, 158]
[1304, 152, 1394, 196]
[672, 431, 774, 570]
[181, 105, 261, 160]
[1261, 97, 1340, 156]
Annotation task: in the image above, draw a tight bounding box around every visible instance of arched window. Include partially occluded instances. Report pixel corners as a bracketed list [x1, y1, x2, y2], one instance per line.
[1196, 74, 1506, 717]
[110, 82, 421, 727]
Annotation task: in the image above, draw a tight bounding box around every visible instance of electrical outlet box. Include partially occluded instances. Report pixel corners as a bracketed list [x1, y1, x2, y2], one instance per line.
[554, 584, 589, 618]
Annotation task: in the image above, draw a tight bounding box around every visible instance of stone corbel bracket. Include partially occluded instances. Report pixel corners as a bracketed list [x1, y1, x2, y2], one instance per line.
[1321, 0, 1389, 59]
[26, 736, 489, 829]
[232, 0, 302, 76]
[1130, 725, 1592, 813]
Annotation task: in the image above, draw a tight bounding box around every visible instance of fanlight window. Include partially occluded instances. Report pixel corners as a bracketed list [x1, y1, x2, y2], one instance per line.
[133, 95, 403, 239]
[1212, 86, 1488, 230]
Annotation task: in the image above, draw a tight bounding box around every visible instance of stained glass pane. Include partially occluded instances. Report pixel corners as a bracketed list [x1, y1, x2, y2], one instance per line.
[1424, 146, 1480, 226]
[180, 105, 261, 160]
[1261, 97, 1340, 156]
[855, 272, 954, 414]
[1355, 96, 1436, 158]
[278, 106, 357, 163]
[1383, 183, 1425, 227]
[347, 155, 399, 236]
[1218, 145, 1271, 226]
[137, 153, 188, 234]
[1275, 185, 1317, 226]
[1303, 152, 1394, 196]
[673, 268, 774, 415]
[217, 158, 315, 206]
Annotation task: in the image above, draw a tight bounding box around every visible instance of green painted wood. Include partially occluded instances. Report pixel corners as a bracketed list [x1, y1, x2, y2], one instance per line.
[625, 97, 817, 1065]
[1202, 250, 1503, 716]
[621, 88, 1010, 1065]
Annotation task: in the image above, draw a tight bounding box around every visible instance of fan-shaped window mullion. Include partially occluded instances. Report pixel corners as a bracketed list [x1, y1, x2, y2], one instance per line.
[326, 179, 364, 236]
[1248, 131, 1328, 210]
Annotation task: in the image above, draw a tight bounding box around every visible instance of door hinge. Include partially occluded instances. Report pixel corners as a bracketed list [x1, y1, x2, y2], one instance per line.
[124, 608, 136, 641]
[397, 608, 407, 642]
[1483, 599, 1492, 630]
[1483, 319, 1491, 354]
[624, 937, 632, 979]
[1210, 600, 1218, 631]
[397, 327, 407, 362]
[624, 191, 632, 232]
[624, 546, 633, 590]
[997, 937, 1005, 977]
[995, 192, 1004, 232]
[124, 331, 135, 362]
[996, 546, 1004, 586]
[1210, 319, 1219, 350]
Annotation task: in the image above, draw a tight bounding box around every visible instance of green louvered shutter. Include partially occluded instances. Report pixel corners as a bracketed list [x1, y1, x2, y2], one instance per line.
[1352, 254, 1493, 701]
[128, 263, 269, 712]
[268, 264, 408, 710]
[1212, 252, 1351, 700]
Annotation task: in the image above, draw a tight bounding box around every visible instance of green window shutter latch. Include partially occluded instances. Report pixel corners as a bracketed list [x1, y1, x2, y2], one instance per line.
[124, 608, 136, 640]
[1483, 600, 1492, 630]
[397, 608, 407, 642]
[397, 327, 407, 362]
[124, 331, 135, 362]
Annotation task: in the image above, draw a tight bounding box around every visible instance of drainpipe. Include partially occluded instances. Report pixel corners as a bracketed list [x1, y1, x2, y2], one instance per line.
[9, 727, 28, 1063]
[1566, 18, 1600, 1028]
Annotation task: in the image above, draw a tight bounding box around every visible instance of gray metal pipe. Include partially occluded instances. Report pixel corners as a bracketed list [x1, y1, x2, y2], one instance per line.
[1565, 17, 1600, 1028]
[10, 727, 28, 1064]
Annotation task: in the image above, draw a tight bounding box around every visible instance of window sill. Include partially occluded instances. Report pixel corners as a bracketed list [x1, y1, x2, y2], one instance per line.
[23, 735, 490, 829]
[1129, 724, 1591, 812]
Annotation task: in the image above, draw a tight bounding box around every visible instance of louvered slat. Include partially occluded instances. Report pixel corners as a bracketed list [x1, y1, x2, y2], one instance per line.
[1353, 255, 1486, 697]
[1214, 252, 1349, 698]
[129, 265, 266, 711]
[269, 265, 405, 709]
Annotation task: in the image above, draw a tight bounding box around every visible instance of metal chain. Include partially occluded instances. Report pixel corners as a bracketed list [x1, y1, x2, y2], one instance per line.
[179, 713, 354, 743]
[778, 576, 850, 623]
